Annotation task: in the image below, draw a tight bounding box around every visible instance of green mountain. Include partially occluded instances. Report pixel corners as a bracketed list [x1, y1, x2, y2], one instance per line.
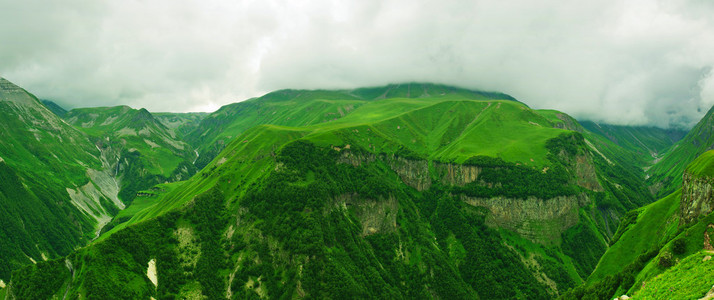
[154, 112, 208, 139]
[40, 99, 68, 118]
[579, 121, 686, 165]
[0, 77, 124, 283]
[564, 149, 714, 299]
[5, 85, 656, 299]
[64, 106, 199, 203]
[647, 106, 714, 197]
[185, 83, 518, 169]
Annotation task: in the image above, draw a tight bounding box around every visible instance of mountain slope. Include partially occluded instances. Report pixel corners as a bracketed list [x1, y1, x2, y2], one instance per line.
[64, 106, 199, 203]
[185, 83, 519, 169]
[40, 99, 68, 118]
[565, 149, 714, 299]
[7, 88, 655, 299]
[153, 112, 207, 139]
[579, 121, 686, 164]
[648, 105, 714, 197]
[0, 77, 124, 282]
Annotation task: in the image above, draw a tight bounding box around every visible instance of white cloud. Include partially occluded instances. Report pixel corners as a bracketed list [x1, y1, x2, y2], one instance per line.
[1, 0, 713, 128]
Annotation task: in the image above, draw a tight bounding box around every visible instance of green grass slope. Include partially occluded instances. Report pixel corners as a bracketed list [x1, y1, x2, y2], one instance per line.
[0, 77, 120, 282]
[588, 190, 681, 283]
[40, 99, 68, 118]
[580, 121, 685, 163]
[566, 149, 714, 299]
[153, 112, 207, 139]
[186, 83, 518, 168]
[8, 85, 654, 299]
[65, 106, 199, 202]
[648, 105, 714, 197]
[633, 251, 714, 299]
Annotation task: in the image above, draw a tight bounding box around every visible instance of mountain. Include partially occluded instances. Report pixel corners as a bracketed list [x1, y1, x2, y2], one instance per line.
[64, 106, 199, 203]
[6, 85, 655, 299]
[185, 83, 519, 169]
[579, 121, 686, 165]
[40, 99, 68, 118]
[153, 112, 208, 139]
[647, 106, 714, 197]
[0, 77, 124, 283]
[563, 149, 714, 299]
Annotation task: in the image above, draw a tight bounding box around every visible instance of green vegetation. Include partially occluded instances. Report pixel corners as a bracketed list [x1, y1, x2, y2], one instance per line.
[3, 80, 695, 298]
[588, 190, 681, 283]
[685, 149, 714, 177]
[40, 99, 68, 117]
[633, 251, 714, 299]
[65, 105, 199, 203]
[153, 112, 207, 138]
[0, 78, 106, 282]
[648, 106, 714, 197]
[579, 121, 685, 162]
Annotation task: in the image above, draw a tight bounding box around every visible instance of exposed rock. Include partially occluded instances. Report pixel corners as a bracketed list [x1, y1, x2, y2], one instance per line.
[335, 193, 398, 236]
[385, 155, 430, 191]
[147, 259, 157, 287]
[337, 151, 375, 167]
[705, 224, 714, 251]
[461, 194, 590, 245]
[699, 285, 714, 300]
[433, 162, 481, 186]
[573, 154, 603, 191]
[680, 172, 714, 225]
[552, 113, 583, 132]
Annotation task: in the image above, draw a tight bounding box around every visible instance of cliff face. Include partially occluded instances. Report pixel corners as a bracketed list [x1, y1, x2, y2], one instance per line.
[573, 154, 603, 191]
[462, 194, 589, 245]
[680, 171, 714, 225]
[336, 149, 601, 245]
[334, 193, 398, 236]
[433, 162, 481, 186]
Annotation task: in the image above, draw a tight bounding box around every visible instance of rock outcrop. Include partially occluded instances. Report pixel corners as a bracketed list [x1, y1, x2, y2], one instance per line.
[462, 194, 590, 245]
[335, 193, 398, 236]
[680, 172, 714, 225]
[335, 149, 599, 244]
[433, 162, 481, 186]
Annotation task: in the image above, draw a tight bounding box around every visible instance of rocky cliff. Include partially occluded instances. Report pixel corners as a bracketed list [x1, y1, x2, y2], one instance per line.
[335, 149, 600, 245]
[461, 194, 589, 245]
[680, 171, 714, 225]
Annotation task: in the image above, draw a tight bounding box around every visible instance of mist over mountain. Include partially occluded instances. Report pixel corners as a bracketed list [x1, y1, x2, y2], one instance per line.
[3, 1, 714, 128]
[4, 1, 714, 299]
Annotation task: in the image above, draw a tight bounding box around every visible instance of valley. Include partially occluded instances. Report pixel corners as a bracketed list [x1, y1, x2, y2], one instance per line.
[1, 80, 713, 299]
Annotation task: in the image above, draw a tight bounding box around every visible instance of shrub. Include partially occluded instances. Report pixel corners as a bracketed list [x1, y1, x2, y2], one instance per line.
[658, 252, 673, 268]
[672, 238, 686, 255]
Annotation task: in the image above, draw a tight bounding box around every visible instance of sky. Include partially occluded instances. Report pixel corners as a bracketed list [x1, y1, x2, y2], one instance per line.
[1, 0, 714, 128]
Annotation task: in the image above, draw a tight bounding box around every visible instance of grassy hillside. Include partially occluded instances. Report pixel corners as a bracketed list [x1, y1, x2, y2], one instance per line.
[65, 106, 199, 203]
[588, 190, 681, 283]
[185, 83, 519, 169]
[633, 250, 714, 299]
[153, 112, 207, 139]
[648, 105, 714, 197]
[565, 149, 714, 299]
[684, 150, 714, 177]
[579, 121, 685, 163]
[7, 85, 658, 299]
[40, 99, 68, 117]
[0, 78, 120, 282]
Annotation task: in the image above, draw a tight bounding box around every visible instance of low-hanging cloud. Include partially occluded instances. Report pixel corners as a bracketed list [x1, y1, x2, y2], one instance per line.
[1, 0, 713, 128]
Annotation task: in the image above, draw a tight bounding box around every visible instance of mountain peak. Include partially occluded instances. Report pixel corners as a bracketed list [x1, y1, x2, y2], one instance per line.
[0, 77, 40, 107]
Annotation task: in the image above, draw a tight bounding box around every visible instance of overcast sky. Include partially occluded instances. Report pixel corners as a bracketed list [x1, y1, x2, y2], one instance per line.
[2, 0, 714, 128]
